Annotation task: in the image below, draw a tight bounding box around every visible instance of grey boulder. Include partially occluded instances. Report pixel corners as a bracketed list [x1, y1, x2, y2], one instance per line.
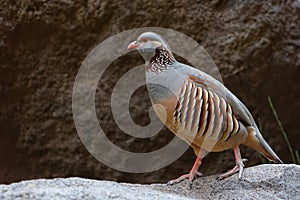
[0, 164, 299, 200]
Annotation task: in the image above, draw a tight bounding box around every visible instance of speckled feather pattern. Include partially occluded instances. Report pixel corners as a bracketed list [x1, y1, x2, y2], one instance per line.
[146, 47, 175, 73]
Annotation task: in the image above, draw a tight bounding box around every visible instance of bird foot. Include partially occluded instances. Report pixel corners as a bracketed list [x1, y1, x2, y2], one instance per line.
[167, 171, 203, 188]
[217, 158, 248, 180]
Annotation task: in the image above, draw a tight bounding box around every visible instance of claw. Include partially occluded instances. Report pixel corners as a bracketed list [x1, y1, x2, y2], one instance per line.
[167, 170, 203, 188]
[217, 165, 240, 180]
[167, 152, 205, 188]
[217, 146, 247, 180]
[189, 181, 193, 189]
[196, 171, 204, 177]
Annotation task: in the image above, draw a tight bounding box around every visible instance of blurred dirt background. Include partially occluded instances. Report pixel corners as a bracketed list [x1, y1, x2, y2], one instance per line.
[0, 0, 299, 184]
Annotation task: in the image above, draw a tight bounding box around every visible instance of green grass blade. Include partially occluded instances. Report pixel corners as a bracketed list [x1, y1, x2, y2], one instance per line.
[295, 150, 300, 165]
[268, 96, 295, 163]
[258, 118, 263, 133]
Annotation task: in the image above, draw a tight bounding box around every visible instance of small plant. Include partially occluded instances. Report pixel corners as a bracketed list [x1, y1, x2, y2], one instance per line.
[268, 96, 300, 164]
[256, 97, 299, 165]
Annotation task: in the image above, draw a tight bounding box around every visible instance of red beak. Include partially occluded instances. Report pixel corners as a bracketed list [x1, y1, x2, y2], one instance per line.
[127, 41, 139, 50]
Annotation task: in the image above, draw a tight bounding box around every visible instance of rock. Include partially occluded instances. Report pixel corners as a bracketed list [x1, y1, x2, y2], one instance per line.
[0, 179, 189, 200]
[0, 164, 299, 200]
[154, 164, 300, 199]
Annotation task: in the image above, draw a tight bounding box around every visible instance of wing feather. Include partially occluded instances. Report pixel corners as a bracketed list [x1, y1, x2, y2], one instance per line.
[183, 65, 254, 127]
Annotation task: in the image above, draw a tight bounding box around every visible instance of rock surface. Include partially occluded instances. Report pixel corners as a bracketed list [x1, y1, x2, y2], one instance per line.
[0, 164, 299, 200]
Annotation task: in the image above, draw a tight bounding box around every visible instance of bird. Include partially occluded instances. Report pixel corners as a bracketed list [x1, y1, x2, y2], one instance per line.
[127, 32, 283, 187]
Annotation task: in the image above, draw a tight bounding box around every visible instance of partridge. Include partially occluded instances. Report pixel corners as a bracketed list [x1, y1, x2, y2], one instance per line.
[127, 32, 282, 187]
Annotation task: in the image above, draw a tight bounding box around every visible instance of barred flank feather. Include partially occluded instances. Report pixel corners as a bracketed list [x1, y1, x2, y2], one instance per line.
[172, 81, 245, 151]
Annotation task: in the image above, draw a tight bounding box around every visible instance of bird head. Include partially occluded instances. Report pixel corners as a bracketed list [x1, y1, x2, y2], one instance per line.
[127, 32, 172, 62]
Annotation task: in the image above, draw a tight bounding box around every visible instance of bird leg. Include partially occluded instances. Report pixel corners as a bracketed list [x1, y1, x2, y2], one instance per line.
[217, 146, 247, 180]
[167, 156, 203, 187]
[167, 149, 207, 188]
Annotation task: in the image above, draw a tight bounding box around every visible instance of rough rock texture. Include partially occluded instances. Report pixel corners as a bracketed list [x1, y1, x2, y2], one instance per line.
[0, 0, 299, 184]
[0, 179, 189, 200]
[0, 164, 299, 200]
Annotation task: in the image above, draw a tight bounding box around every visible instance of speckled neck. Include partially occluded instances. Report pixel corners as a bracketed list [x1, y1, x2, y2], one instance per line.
[145, 47, 176, 73]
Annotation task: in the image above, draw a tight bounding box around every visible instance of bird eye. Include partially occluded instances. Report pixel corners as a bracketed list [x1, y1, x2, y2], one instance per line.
[141, 38, 149, 43]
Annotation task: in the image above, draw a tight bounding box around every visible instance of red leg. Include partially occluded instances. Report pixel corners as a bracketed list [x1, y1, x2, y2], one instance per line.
[167, 149, 206, 188]
[217, 146, 247, 180]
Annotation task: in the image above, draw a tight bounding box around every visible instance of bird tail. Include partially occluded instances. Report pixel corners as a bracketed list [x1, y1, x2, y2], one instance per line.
[243, 126, 283, 163]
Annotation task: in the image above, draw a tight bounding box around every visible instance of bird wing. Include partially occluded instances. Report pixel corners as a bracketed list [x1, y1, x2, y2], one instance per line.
[180, 64, 256, 128]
